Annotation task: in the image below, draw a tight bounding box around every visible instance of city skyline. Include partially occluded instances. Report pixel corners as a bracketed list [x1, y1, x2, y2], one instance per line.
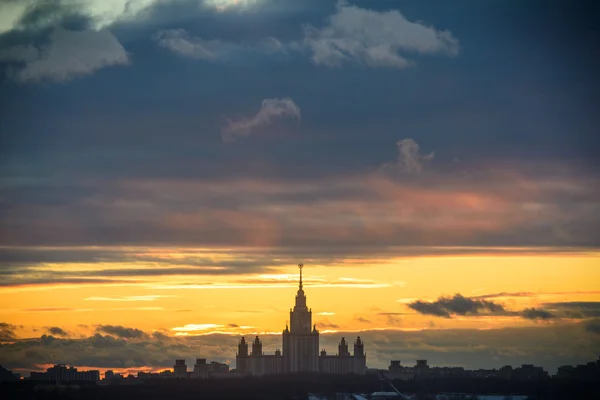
[1, 260, 598, 376]
[0, 0, 599, 380]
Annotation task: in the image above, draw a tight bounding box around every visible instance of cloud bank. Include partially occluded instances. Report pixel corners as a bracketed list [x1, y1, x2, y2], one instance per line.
[1, 322, 599, 374]
[1, 154, 599, 253]
[1, 1, 460, 84]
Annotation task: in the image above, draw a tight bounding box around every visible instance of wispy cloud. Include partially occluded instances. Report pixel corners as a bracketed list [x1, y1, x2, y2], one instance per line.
[222, 98, 301, 142]
[153, 29, 227, 60]
[171, 324, 225, 332]
[301, 1, 459, 68]
[207, 0, 264, 12]
[473, 291, 600, 301]
[84, 295, 177, 302]
[3, 307, 164, 313]
[150, 281, 390, 290]
[380, 139, 435, 173]
[316, 321, 340, 329]
[153, 28, 283, 61]
[12, 28, 129, 83]
[171, 323, 257, 336]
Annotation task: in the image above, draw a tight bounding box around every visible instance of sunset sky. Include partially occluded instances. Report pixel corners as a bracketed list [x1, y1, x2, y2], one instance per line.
[0, 0, 599, 377]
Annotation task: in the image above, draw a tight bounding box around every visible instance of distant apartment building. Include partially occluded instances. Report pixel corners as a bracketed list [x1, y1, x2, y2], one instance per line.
[513, 364, 549, 380]
[556, 357, 600, 381]
[137, 370, 174, 380]
[385, 360, 415, 381]
[0, 365, 20, 382]
[169, 358, 231, 379]
[384, 359, 553, 381]
[28, 364, 99, 381]
[104, 370, 125, 380]
[192, 358, 230, 378]
[173, 359, 188, 378]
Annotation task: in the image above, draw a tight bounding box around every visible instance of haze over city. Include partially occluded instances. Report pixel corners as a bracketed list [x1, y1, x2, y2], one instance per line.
[0, 0, 599, 380]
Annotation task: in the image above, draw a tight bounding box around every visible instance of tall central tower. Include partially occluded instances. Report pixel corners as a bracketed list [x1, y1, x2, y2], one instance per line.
[282, 263, 319, 373]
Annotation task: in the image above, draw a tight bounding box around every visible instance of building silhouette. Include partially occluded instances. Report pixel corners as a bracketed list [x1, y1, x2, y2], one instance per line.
[236, 264, 367, 375]
[28, 364, 99, 381]
[174, 359, 187, 378]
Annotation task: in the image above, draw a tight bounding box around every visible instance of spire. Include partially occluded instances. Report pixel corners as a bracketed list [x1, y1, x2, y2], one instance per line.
[294, 263, 307, 309]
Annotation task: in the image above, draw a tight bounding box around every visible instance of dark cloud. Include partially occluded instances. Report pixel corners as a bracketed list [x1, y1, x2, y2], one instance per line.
[95, 325, 146, 339]
[0, 245, 591, 267]
[472, 292, 535, 300]
[0, 244, 596, 290]
[543, 302, 600, 319]
[1, 162, 598, 252]
[377, 313, 407, 316]
[520, 308, 555, 321]
[473, 292, 600, 300]
[0, 279, 132, 288]
[7, 244, 596, 289]
[0, 322, 17, 341]
[407, 294, 506, 318]
[355, 316, 371, 324]
[316, 321, 340, 329]
[1, 322, 599, 374]
[377, 313, 405, 325]
[407, 296, 600, 321]
[584, 319, 600, 335]
[151, 331, 170, 341]
[46, 327, 69, 337]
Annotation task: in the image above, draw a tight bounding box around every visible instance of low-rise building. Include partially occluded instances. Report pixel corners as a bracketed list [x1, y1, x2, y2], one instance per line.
[28, 364, 99, 381]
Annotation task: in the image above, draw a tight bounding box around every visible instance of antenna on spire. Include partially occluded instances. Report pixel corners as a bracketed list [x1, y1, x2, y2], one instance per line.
[298, 263, 304, 289]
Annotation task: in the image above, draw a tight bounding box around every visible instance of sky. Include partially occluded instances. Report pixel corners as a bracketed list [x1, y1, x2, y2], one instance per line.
[0, 0, 599, 377]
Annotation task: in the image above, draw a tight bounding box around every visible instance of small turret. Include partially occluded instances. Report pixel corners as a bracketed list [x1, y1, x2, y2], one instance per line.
[338, 337, 350, 356]
[354, 336, 364, 357]
[251, 336, 262, 356]
[237, 337, 248, 357]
